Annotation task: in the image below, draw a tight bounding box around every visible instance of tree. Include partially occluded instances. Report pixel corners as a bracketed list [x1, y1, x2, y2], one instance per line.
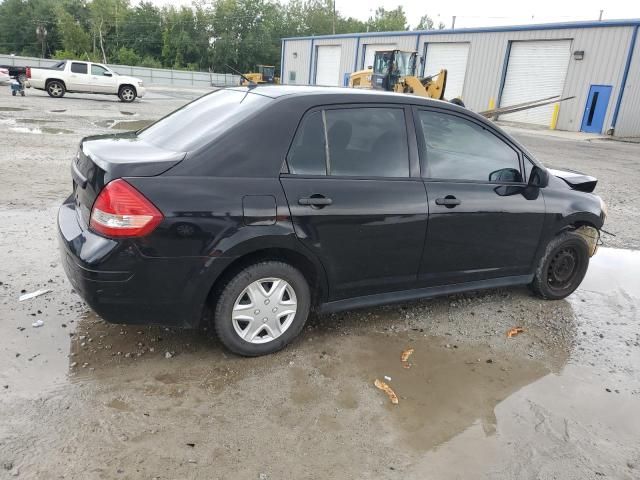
[120, 2, 164, 60]
[415, 14, 446, 31]
[366, 6, 408, 32]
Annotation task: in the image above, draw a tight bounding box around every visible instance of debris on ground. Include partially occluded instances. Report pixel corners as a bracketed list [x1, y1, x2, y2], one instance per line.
[31, 319, 44, 328]
[19, 288, 51, 302]
[401, 347, 414, 368]
[384, 375, 391, 381]
[374, 379, 399, 405]
[165, 351, 173, 359]
[507, 327, 525, 338]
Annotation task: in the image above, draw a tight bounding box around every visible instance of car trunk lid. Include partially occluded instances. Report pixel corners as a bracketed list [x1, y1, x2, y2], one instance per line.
[72, 132, 185, 227]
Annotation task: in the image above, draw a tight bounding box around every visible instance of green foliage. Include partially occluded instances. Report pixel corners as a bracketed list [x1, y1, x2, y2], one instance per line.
[367, 7, 408, 32]
[416, 15, 446, 31]
[115, 46, 141, 65]
[0, 0, 437, 73]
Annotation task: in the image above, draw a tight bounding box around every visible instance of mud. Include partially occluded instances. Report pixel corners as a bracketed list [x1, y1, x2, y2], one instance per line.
[1, 87, 640, 479]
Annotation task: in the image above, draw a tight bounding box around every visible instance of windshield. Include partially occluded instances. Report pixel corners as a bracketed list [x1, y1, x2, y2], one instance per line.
[137, 89, 271, 152]
[373, 52, 392, 75]
[394, 52, 415, 77]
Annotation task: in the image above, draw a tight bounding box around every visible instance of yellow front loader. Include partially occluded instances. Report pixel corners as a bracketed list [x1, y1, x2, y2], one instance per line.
[241, 65, 280, 86]
[348, 50, 463, 105]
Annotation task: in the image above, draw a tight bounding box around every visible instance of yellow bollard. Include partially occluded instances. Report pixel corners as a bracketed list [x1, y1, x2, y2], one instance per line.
[488, 97, 496, 110]
[550, 103, 560, 130]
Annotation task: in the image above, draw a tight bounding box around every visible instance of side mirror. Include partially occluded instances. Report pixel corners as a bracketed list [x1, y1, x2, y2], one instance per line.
[103, 71, 113, 77]
[528, 166, 549, 188]
[489, 168, 522, 183]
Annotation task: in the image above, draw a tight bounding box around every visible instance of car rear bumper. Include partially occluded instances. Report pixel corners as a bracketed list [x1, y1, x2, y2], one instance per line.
[57, 198, 221, 328]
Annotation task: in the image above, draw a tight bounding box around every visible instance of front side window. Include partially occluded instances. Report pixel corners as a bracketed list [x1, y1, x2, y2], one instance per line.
[418, 110, 522, 182]
[71, 62, 88, 74]
[287, 107, 410, 178]
[91, 64, 109, 76]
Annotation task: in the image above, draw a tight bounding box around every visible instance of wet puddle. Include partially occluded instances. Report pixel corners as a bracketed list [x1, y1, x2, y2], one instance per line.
[0, 106, 26, 111]
[1, 247, 639, 478]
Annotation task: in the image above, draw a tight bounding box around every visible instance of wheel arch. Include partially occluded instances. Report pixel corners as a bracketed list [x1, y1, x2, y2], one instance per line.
[45, 78, 66, 88]
[119, 83, 137, 95]
[205, 246, 329, 316]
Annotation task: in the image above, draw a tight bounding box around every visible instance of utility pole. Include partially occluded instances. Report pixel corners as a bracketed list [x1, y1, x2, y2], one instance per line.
[332, 0, 336, 35]
[599, 10, 603, 21]
[451, 16, 456, 30]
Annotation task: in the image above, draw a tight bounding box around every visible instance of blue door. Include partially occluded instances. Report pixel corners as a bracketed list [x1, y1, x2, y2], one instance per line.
[581, 85, 612, 133]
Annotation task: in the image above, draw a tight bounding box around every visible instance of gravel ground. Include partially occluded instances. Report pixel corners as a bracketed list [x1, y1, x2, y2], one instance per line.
[0, 88, 639, 479]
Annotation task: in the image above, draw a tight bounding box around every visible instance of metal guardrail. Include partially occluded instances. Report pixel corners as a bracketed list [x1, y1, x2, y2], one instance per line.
[0, 54, 240, 87]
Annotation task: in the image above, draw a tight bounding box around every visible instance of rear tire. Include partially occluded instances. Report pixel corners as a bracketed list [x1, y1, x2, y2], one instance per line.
[118, 85, 136, 103]
[46, 80, 65, 98]
[530, 231, 590, 300]
[213, 261, 311, 356]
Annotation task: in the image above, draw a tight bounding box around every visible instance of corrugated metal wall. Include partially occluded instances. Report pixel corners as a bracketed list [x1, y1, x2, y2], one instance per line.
[416, 26, 633, 132]
[282, 24, 639, 135]
[614, 31, 640, 137]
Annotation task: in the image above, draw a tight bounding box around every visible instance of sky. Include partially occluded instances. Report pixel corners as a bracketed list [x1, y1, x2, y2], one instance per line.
[152, 0, 640, 29]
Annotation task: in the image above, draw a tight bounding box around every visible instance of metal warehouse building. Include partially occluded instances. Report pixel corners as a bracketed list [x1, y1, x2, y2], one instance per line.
[280, 20, 640, 137]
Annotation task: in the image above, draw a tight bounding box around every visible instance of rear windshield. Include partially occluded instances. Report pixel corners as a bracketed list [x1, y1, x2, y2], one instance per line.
[138, 89, 271, 152]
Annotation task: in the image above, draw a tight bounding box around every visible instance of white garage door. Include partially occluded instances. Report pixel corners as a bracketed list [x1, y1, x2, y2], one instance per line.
[363, 44, 397, 70]
[500, 40, 571, 125]
[315, 45, 341, 86]
[424, 42, 469, 100]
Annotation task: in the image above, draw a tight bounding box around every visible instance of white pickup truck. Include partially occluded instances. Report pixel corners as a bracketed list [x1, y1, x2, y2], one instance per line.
[26, 60, 146, 102]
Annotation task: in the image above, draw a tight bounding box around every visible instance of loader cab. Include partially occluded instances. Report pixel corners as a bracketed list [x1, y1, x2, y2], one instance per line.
[371, 50, 417, 91]
[257, 65, 276, 83]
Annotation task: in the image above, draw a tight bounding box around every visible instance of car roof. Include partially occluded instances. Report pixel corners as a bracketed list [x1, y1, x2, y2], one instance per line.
[225, 85, 448, 106]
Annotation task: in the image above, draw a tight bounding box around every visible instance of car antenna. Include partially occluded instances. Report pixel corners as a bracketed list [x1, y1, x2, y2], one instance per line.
[225, 64, 257, 88]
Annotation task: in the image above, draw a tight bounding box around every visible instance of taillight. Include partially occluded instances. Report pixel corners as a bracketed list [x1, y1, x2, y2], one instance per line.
[89, 179, 163, 238]
[26, 67, 31, 78]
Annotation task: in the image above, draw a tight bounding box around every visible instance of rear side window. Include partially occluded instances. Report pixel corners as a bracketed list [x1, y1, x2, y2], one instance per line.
[287, 107, 410, 178]
[138, 89, 271, 152]
[418, 110, 521, 182]
[287, 112, 326, 175]
[71, 62, 87, 74]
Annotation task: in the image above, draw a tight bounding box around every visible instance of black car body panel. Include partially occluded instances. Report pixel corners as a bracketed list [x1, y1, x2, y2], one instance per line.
[58, 86, 606, 328]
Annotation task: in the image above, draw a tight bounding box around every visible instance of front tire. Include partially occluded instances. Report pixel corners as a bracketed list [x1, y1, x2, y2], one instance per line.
[530, 231, 590, 300]
[213, 261, 311, 356]
[46, 80, 65, 98]
[118, 85, 136, 103]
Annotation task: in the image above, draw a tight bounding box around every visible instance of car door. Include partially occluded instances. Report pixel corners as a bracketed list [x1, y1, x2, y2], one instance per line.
[280, 104, 428, 300]
[68, 62, 91, 91]
[90, 63, 117, 93]
[414, 108, 545, 286]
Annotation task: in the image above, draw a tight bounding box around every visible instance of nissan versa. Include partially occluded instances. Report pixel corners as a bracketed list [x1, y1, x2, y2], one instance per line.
[58, 86, 606, 356]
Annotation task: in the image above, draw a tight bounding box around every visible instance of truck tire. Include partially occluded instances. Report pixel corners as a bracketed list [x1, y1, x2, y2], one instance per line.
[118, 85, 137, 103]
[46, 80, 65, 98]
[213, 261, 311, 356]
[530, 231, 590, 300]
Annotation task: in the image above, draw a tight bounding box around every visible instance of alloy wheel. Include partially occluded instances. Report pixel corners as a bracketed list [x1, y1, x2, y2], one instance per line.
[121, 88, 135, 101]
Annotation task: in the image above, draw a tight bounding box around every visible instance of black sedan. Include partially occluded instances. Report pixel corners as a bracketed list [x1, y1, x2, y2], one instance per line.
[58, 86, 606, 356]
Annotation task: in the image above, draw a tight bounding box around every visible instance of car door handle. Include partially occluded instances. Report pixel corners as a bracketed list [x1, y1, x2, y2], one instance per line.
[435, 196, 461, 208]
[298, 196, 332, 207]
